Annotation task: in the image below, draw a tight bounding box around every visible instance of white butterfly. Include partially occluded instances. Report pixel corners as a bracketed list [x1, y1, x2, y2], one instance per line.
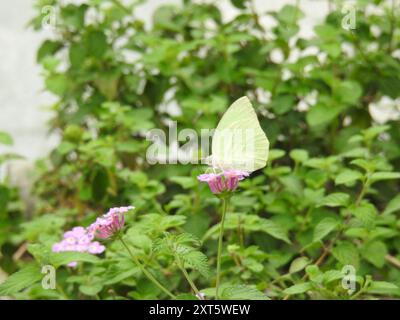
[205, 96, 269, 173]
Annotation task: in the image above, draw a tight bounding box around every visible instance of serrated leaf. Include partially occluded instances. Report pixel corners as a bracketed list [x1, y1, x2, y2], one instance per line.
[0, 265, 42, 296]
[289, 149, 309, 163]
[180, 250, 210, 278]
[367, 281, 398, 295]
[331, 241, 359, 268]
[305, 265, 323, 283]
[289, 257, 310, 274]
[313, 218, 339, 242]
[283, 282, 313, 295]
[79, 284, 103, 296]
[323, 270, 343, 284]
[383, 194, 400, 215]
[222, 285, 269, 300]
[370, 172, 400, 184]
[260, 219, 291, 244]
[361, 241, 387, 268]
[268, 149, 286, 162]
[353, 203, 377, 229]
[335, 170, 362, 185]
[318, 193, 350, 207]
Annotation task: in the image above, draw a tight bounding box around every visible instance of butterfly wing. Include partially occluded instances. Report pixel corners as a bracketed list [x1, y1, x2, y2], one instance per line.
[211, 96, 269, 172]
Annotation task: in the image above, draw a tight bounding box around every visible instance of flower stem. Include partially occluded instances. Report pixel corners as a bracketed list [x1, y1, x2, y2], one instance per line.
[118, 236, 176, 299]
[176, 257, 202, 298]
[216, 197, 228, 300]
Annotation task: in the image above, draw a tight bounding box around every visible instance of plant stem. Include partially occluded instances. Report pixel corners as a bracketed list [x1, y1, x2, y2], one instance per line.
[216, 197, 228, 300]
[118, 236, 176, 299]
[176, 258, 202, 298]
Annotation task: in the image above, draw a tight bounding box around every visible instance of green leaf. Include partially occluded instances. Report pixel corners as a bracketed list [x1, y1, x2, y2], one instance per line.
[79, 284, 103, 296]
[86, 30, 108, 58]
[221, 285, 269, 300]
[370, 172, 400, 184]
[61, 4, 87, 29]
[94, 73, 119, 100]
[69, 42, 87, 68]
[283, 282, 313, 295]
[289, 149, 309, 163]
[314, 24, 340, 41]
[22, 215, 66, 240]
[323, 270, 344, 284]
[268, 149, 286, 162]
[45, 74, 69, 96]
[277, 5, 303, 24]
[180, 250, 210, 278]
[307, 103, 342, 128]
[313, 218, 339, 242]
[331, 241, 359, 268]
[230, 0, 249, 9]
[49, 251, 100, 268]
[289, 257, 310, 274]
[335, 81, 362, 105]
[318, 193, 350, 207]
[116, 141, 141, 154]
[335, 170, 362, 185]
[37, 40, 62, 63]
[271, 95, 294, 115]
[361, 241, 387, 268]
[169, 176, 197, 189]
[0, 132, 13, 146]
[305, 265, 323, 283]
[57, 141, 76, 155]
[353, 203, 377, 229]
[126, 233, 152, 252]
[260, 219, 291, 244]
[367, 281, 398, 295]
[362, 125, 390, 140]
[0, 265, 42, 296]
[383, 194, 400, 215]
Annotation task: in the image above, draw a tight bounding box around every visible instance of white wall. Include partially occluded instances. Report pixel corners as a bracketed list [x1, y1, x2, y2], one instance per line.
[0, 0, 59, 163]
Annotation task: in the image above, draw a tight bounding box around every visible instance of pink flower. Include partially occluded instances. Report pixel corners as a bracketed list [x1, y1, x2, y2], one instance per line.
[197, 170, 249, 194]
[52, 206, 134, 266]
[197, 173, 225, 193]
[88, 206, 134, 239]
[87, 241, 106, 254]
[223, 169, 249, 190]
[52, 226, 105, 267]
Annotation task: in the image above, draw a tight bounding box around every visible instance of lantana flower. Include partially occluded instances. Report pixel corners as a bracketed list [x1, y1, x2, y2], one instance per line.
[88, 206, 134, 239]
[197, 169, 249, 195]
[52, 206, 134, 267]
[52, 226, 105, 267]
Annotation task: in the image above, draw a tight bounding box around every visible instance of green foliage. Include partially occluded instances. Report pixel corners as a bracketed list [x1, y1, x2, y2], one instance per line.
[1, 0, 399, 300]
[0, 265, 42, 296]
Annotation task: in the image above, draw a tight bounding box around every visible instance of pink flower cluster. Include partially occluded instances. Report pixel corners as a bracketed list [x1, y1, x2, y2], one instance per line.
[197, 169, 249, 194]
[52, 226, 105, 267]
[52, 206, 134, 267]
